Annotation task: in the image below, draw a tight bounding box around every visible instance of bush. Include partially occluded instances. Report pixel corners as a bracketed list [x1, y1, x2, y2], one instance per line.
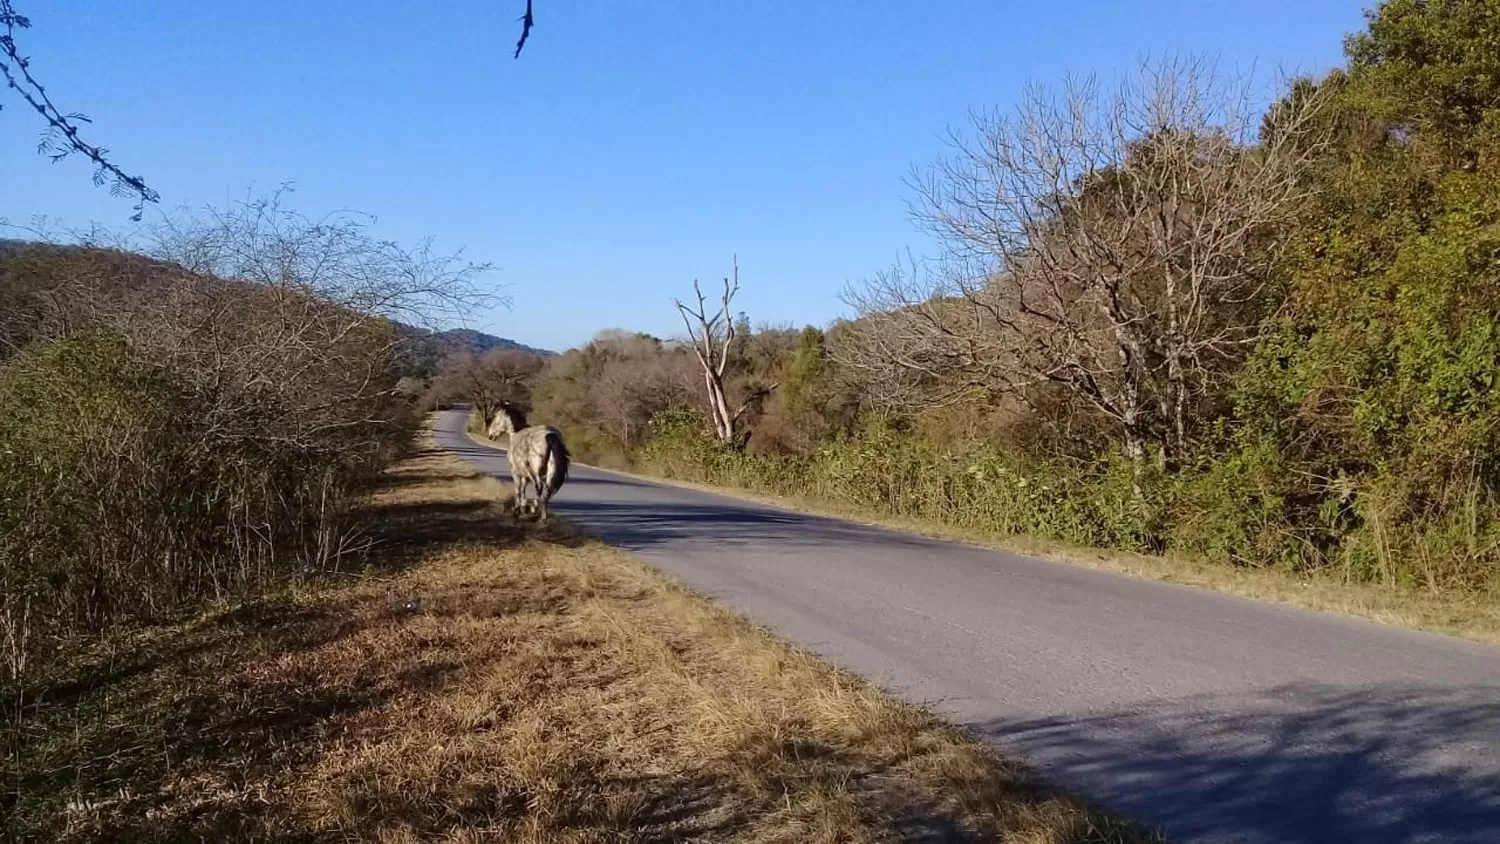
[0, 331, 399, 683]
[641, 409, 1152, 551]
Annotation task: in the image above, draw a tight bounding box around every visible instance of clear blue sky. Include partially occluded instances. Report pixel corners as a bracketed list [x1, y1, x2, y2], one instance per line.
[1, 1, 1368, 352]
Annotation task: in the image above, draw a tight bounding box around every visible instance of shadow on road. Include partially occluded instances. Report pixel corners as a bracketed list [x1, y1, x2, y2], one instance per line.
[973, 681, 1500, 844]
[554, 498, 940, 553]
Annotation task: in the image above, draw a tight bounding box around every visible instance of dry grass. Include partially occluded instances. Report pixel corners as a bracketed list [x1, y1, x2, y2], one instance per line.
[6, 426, 1160, 843]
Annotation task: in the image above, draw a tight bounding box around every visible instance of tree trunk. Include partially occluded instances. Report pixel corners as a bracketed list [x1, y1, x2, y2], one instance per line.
[1123, 423, 1147, 502]
[675, 266, 745, 449]
[704, 369, 733, 444]
[1166, 349, 1186, 471]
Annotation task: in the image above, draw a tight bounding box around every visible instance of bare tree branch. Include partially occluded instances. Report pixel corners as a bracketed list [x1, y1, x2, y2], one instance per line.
[513, 0, 535, 58]
[731, 380, 778, 425]
[0, 1, 158, 219]
[2, 0, 543, 216]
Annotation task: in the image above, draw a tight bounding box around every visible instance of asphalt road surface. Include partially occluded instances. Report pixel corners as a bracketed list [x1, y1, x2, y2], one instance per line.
[434, 409, 1500, 844]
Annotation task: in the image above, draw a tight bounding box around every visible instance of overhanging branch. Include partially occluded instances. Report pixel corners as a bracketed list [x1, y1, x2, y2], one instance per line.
[0, 1, 159, 219]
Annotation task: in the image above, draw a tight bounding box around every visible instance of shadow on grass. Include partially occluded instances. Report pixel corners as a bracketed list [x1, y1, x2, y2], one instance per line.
[359, 445, 593, 571]
[3, 446, 536, 841]
[4, 593, 395, 842]
[1, 602, 351, 724]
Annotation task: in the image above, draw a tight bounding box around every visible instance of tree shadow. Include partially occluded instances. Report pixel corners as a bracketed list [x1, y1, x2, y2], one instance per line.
[6, 593, 402, 841]
[970, 681, 1500, 844]
[551, 498, 941, 554]
[360, 468, 583, 568]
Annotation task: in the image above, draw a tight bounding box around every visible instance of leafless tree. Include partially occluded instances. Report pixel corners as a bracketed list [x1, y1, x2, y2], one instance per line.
[115, 190, 499, 459]
[842, 57, 1327, 495]
[431, 347, 543, 422]
[673, 258, 776, 448]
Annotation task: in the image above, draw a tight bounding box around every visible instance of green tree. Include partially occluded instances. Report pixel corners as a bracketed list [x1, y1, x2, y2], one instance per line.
[1223, 0, 1500, 588]
[780, 326, 827, 420]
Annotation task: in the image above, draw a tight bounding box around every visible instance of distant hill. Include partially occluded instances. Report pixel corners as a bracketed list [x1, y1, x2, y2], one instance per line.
[391, 325, 554, 378]
[425, 327, 553, 358]
[0, 239, 551, 376]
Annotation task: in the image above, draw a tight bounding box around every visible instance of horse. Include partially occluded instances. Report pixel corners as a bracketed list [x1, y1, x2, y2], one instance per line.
[487, 402, 570, 522]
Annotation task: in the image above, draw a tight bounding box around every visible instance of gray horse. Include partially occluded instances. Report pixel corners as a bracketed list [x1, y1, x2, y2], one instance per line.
[487, 402, 570, 522]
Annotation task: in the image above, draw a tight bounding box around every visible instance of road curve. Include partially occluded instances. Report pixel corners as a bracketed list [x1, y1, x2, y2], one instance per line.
[433, 409, 1500, 844]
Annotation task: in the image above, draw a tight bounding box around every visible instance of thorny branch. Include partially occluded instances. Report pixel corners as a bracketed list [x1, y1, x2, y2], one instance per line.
[0, 1, 159, 219]
[2, 0, 542, 218]
[514, 0, 535, 58]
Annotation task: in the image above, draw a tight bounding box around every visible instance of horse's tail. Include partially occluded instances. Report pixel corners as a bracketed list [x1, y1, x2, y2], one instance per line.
[541, 428, 570, 500]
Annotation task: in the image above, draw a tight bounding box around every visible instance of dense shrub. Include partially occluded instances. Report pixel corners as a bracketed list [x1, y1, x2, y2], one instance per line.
[642, 408, 1151, 551]
[0, 199, 484, 685]
[0, 331, 398, 680]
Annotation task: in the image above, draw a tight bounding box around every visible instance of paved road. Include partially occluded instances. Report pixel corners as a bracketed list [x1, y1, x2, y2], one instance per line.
[434, 409, 1500, 843]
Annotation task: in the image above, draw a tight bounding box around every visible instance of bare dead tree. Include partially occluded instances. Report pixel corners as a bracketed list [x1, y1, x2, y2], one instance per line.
[673, 257, 776, 447]
[841, 57, 1328, 496]
[675, 261, 739, 445]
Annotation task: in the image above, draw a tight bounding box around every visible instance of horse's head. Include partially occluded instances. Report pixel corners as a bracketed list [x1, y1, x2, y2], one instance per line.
[487, 402, 528, 437]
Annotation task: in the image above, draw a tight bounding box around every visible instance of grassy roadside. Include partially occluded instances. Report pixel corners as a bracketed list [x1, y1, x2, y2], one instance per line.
[6, 423, 1159, 843]
[467, 417, 1500, 647]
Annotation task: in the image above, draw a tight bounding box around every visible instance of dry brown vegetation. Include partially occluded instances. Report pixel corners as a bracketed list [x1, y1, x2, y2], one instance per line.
[5, 425, 1158, 843]
[0, 195, 494, 684]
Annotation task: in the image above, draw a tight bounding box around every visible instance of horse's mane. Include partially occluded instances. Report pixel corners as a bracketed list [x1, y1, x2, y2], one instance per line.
[494, 402, 529, 431]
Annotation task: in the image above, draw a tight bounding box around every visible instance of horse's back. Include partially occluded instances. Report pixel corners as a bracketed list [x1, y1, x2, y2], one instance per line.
[511, 425, 563, 462]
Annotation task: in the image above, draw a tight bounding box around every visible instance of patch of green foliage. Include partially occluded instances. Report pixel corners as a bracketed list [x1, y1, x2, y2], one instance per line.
[644, 407, 1151, 551]
[1196, 0, 1500, 591]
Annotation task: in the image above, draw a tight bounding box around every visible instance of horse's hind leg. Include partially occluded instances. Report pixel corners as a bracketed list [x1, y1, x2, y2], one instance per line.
[534, 478, 550, 521]
[513, 476, 532, 515]
[524, 475, 545, 519]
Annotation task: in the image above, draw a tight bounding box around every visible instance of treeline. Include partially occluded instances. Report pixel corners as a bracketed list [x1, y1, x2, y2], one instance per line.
[0, 193, 489, 685]
[454, 1, 1500, 598]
